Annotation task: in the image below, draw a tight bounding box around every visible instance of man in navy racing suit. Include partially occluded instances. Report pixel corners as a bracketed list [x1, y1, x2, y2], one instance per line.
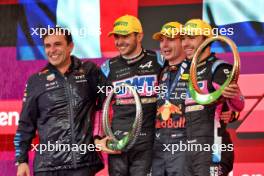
[151, 21, 187, 176]
[94, 15, 164, 176]
[151, 20, 240, 176]
[181, 19, 244, 176]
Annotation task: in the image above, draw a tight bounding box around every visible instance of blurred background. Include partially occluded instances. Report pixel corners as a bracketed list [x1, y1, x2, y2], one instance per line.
[0, 0, 263, 175]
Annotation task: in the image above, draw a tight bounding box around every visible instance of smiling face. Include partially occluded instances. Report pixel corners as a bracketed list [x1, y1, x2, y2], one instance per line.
[114, 33, 143, 58]
[181, 35, 205, 60]
[44, 33, 73, 69]
[159, 35, 183, 63]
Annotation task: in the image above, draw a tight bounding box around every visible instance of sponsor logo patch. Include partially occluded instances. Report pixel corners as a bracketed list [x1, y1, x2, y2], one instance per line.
[185, 105, 204, 112]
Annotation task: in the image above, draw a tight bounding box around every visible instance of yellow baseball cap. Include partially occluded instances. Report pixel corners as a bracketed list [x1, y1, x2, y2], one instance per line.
[108, 15, 143, 36]
[182, 19, 213, 37]
[152, 22, 183, 40]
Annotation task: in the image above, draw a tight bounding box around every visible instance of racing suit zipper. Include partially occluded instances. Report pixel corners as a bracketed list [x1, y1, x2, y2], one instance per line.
[64, 76, 77, 168]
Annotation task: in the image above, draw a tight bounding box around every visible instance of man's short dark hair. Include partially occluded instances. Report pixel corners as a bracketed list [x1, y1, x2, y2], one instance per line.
[43, 26, 73, 44]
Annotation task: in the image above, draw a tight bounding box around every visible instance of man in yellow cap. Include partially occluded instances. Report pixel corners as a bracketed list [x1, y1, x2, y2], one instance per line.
[151, 20, 240, 176]
[95, 15, 164, 176]
[152, 21, 187, 176]
[181, 19, 244, 176]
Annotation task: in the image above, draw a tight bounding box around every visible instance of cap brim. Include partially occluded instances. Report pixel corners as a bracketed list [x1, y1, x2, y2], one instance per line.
[108, 31, 115, 37]
[152, 32, 163, 40]
[108, 31, 134, 37]
[153, 32, 181, 40]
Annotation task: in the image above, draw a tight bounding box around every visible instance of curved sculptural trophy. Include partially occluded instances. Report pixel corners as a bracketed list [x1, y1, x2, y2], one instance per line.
[102, 83, 143, 151]
[188, 36, 241, 105]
